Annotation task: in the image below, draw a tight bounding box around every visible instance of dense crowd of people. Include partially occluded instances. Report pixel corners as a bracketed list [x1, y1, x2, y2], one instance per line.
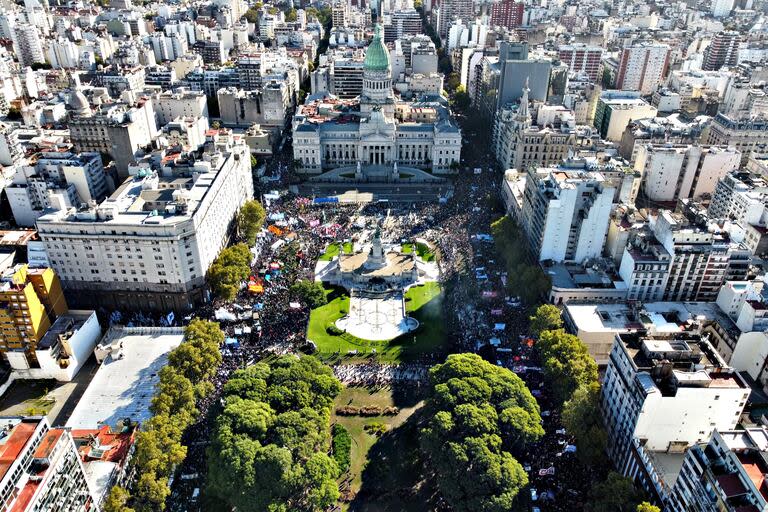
[160, 133, 595, 510]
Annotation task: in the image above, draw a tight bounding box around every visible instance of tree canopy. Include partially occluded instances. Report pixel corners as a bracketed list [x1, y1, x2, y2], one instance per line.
[421, 353, 543, 511]
[237, 200, 266, 246]
[289, 280, 327, 309]
[121, 320, 224, 511]
[590, 472, 646, 512]
[207, 355, 343, 511]
[561, 381, 607, 465]
[529, 304, 562, 338]
[208, 243, 251, 301]
[636, 503, 661, 512]
[490, 216, 551, 304]
[537, 329, 598, 404]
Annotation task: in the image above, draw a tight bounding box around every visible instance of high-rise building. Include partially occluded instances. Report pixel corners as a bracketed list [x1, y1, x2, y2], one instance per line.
[383, 9, 422, 42]
[519, 166, 615, 263]
[437, 0, 473, 37]
[703, 31, 741, 71]
[615, 42, 670, 95]
[496, 41, 552, 106]
[12, 24, 45, 67]
[711, 0, 735, 17]
[601, 332, 750, 503]
[0, 417, 98, 511]
[558, 44, 603, 82]
[36, 135, 253, 312]
[635, 144, 741, 202]
[332, 0, 348, 28]
[0, 265, 67, 367]
[709, 171, 768, 226]
[490, 0, 524, 30]
[69, 99, 158, 177]
[668, 428, 768, 512]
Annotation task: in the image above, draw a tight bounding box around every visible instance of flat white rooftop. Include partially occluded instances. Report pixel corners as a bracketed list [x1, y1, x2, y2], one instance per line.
[65, 328, 183, 429]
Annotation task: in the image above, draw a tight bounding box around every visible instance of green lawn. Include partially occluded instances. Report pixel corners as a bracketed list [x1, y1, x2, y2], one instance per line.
[319, 242, 354, 261]
[307, 283, 445, 362]
[331, 387, 424, 509]
[400, 242, 435, 262]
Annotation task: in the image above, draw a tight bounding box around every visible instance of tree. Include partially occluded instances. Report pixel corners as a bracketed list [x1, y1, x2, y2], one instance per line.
[590, 472, 644, 512]
[207, 356, 342, 511]
[452, 88, 471, 111]
[6, 107, 20, 120]
[529, 304, 563, 338]
[446, 72, 461, 91]
[208, 243, 252, 300]
[237, 200, 266, 246]
[636, 503, 661, 512]
[290, 280, 327, 308]
[421, 354, 542, 511]
[285, 7, 297, 21]
[538, 330, 598, 404]
[491, 216, 551, 304]
[250, 154, 259, 169]
[103, 486, 134, 512]
[561, 382, 607, 465]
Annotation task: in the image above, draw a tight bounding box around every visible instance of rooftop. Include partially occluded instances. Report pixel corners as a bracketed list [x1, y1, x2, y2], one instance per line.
[65, 327, 183, 429]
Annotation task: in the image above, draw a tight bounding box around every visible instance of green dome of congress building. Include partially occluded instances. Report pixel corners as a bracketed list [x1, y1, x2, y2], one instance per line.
[363, 24, 390, 72]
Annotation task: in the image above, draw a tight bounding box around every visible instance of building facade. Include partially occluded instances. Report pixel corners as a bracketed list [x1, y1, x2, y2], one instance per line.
[292, 25, 462, 175]
[36, 135, 253, 312]
[519, 166, 615, 263]
[0, 417, 97, 511]
[615, 43, 670, 95]
[636, 144, 741, 203]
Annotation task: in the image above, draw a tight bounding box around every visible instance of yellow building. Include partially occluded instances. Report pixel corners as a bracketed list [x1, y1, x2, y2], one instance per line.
[0, 265, 68, 366]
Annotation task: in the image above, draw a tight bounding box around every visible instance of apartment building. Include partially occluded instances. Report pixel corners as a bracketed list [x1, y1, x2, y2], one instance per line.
[558, 44, 603, 82]
[0, 417, 97, 511]
[594, 92, 658, 141]
[490, 0, 524, 30]
[667, 428, 768, 511]
[152, 88, 209, 126]
[69, 98, 158, 176]
[36, 135, 253, 312]
[601, 332, 750, 503]
[217, 82, 291, 130]
[707, 113, 768, 163]
[635, 144, 741, 202]
[519, 166, 615, 263]
[703, 31, 741, 71]
[622, 211, 750, 302]
[709, 171, 768, 226]
[615, 42, 670, 95]
[493, 95, 577, 172]
[383, 9, 421, 42]
[0, 265, 67, 369]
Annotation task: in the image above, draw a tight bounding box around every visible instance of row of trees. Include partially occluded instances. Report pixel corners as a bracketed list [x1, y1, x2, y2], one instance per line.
[529, 306, 658, 511]
[420, 353, 544, 511]
[491, 216, 551, 304]
[104, 320, 225, 512]
[206, 355, 343, 511]
[207, 200, 265, 301]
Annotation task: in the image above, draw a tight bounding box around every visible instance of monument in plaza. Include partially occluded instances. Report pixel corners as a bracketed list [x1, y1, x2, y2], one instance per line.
[315, 224, 437, 340]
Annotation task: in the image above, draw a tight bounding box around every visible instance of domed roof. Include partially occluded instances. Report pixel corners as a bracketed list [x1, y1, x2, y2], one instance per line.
[68, 90, 91, 115]
[364, 24, 390, 72]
